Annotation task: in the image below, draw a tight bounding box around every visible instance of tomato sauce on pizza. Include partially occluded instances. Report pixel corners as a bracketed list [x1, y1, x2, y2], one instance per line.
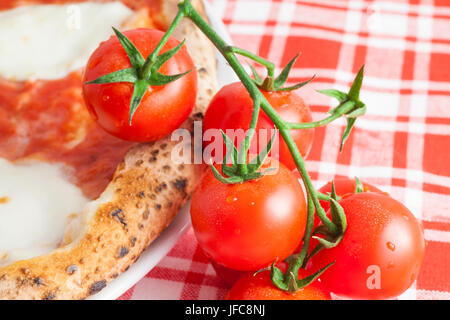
[0, 0, 166, 200]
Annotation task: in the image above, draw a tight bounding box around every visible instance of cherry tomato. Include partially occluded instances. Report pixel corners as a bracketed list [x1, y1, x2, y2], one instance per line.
[202, 82, 314, 170]
[190, 159, 307, 271]
[318, 177, 385, 212]
[309, 192, 426, 300]
[83, 28, 197, 142]
[226, 267, 331, 300]
[313, 177, 386, 227]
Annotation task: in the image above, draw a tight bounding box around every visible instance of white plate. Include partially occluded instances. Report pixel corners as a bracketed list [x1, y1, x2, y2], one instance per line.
[89, 1, 237, 300]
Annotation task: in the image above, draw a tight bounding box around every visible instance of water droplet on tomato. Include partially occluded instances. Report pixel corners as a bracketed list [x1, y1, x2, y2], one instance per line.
[386, 241, 396, 251]
[102, 95, 110, 102]
[226, 196, 237, 204]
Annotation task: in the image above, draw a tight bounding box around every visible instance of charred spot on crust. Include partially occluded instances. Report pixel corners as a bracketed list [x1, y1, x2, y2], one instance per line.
[137, 191, 145, 198]
[155, 182, 167, 193]
[16, 276, 27, 286]
[130, 237, 137, 247]
[155, 204, 162, 210]
[198, 67, 207, 73]
[151, 150, 159, 156]
[66, 265, 78, 275]
[33, 277, 43, 286]
[111, 208, 127, 230]
[89, 280, 107, 295]
[149, 156, 157, 163]
[43, 292, 56, 300]
[160, 143, 168, 150]
[149, 193, 157, 200]
[172, 178, 187, 193]
[20, 268, 30, 275]
[117, 246, 129, 258]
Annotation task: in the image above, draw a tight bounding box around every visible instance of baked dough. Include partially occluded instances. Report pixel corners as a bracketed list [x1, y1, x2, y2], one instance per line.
[0, 0, 216, 300]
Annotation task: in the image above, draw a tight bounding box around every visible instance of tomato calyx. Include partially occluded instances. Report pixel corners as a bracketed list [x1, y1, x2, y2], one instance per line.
[249, 54, 315, 92]
[210, 129, 278, 184]
[312, 188, 347, 248]
[311, 182, 347, 251]
[84, 27, 192, 125]
[316, 176, 364, 203]
[256, 192, 332, 294]
[268, 259, 335, 294]
[263, 181, 348, 294]
[317, 66, 366, 151]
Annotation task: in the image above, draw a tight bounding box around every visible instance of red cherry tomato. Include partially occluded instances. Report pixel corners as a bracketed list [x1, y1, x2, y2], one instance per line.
[83, 28, 197, 142]
[313, 177, 386, 227]
[318, 177, 385, 212]
[190, 159, 307, 271]
[202, 82, 314, 170]
[309, 192, 426, 300]
[226, 267, 331, 300]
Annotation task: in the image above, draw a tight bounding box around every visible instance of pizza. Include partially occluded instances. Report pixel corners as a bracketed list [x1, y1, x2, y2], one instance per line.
[0, 0, 217, 299]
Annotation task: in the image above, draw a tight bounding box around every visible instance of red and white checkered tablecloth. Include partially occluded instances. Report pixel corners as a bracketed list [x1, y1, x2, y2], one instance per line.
[119, 0, 450, 300]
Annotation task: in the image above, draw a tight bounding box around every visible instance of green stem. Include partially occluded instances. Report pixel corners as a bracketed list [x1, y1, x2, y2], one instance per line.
[317, 192, 331, 201]
[276, 124, 337, 234]
[237, 98, 260, 175]
[171, 3, 353, 288]
[180, 1, 263, 175]
[180, 0, 338, 234]
[139, 9, 185, 79]
[286, 100, 355, 129]
[285, 193, 315, 280]
[228, 46, 275, 78]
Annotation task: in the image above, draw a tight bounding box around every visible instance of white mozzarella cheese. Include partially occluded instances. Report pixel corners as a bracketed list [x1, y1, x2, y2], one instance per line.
[0, 2, 134, 81]
[0, 158, 88, 267]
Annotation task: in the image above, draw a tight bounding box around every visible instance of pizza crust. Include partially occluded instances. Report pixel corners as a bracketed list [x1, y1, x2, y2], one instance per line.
[0, 0, 216, 300]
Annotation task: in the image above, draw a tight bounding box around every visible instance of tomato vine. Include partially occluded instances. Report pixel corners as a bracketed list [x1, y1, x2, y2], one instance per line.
[86, 0, 368, 293]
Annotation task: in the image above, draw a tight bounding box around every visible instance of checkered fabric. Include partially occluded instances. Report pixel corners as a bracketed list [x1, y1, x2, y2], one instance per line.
[119, 0, 450, 300]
